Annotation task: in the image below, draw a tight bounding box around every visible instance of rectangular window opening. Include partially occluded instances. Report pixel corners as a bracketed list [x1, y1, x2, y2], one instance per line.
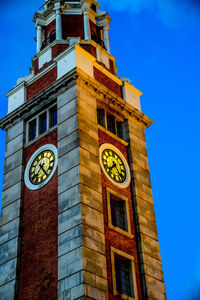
[39, 112, 47, 135]
[107, 114, 116, 134]
[28, 119, 37, 141]
[110, 196, 128, 231]
[49, 106, 57, 128]
[97, 108, 106, 128]
[115, 255, 135, 298]
[117, 121, 123, 139]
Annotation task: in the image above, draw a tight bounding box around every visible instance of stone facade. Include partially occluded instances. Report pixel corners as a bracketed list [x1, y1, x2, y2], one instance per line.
[57, 84, 108, 299]
[127, 120, 167, 300]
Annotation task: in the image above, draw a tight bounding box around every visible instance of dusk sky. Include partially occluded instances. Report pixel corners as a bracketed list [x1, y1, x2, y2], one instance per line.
[0, 1, 200, 299]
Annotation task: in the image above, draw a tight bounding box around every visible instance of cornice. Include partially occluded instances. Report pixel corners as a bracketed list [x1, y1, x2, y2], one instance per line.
[1, 64, 152, 131]
[0, 68, 77, 130]
[33, 9, 55, 26]
[76, 68, 153, 129]
[6, 81, 27, 98]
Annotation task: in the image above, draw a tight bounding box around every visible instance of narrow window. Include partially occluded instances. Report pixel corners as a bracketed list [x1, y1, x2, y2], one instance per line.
[117, 121, 123, 139]
[28, 119, 37, 141]
[110, 197, 127, 231]
[49, 106, 57, 128]
[97, 108, 105, 127]
[107, 114, 116, 134]
[91, 3, 97, 12]
[39, 112, 47, 134]
[115, 255, 135, 298]
[48, 30, 56, 44]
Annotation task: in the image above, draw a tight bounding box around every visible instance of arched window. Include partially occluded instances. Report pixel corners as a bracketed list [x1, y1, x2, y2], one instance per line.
[48, 30, 56, 44]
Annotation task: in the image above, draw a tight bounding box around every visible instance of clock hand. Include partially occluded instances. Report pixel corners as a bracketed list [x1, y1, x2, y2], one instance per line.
[108, 162, 117, 171]
[39, 163, 48, 176]
[32, 168, 41, 180]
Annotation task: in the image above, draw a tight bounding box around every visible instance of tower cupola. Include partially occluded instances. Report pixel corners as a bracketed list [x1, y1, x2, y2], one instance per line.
[33, 0, 111, 54]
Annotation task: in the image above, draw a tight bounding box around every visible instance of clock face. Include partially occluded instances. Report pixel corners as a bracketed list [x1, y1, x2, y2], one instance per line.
[24, 144, 58, 190]
[102, 149, 126, 183]
[99, 143, 131, 188]
[29, 150, 55, 185]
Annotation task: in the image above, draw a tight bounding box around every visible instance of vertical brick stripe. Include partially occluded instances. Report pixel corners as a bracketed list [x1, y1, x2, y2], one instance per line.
[18, 130, 58, 300]
[98, 129, 143, 300]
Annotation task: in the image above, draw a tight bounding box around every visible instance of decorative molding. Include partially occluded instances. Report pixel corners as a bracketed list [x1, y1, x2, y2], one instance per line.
[0, 69, 77, 130]
[76, 68, 153, 128]
[1, 54, 153, 130]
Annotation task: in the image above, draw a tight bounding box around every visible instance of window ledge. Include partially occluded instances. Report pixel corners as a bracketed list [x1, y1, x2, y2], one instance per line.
[113, 291, 137, 300]
[97, 124, 128, 146]
[108, 223, 134, 239]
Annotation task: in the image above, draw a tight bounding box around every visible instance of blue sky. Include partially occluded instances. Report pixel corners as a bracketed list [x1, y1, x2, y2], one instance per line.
[0, 1, 200, 299]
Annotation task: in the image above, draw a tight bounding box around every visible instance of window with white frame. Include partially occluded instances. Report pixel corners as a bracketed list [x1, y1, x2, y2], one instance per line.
[26, 104, 57, 143]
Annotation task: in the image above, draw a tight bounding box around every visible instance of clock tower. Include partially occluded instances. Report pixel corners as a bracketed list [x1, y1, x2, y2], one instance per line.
[0, 1, 166, 299]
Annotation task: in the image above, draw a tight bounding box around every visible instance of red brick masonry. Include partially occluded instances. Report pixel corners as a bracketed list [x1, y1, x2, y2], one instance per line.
[18, 130, 58, 300]
[27, 67, 57, 100]
[94, 67, 122, 97]
[98, 129, 142, 300]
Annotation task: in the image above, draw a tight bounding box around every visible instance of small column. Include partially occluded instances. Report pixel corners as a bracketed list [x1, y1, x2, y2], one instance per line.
[103, 26, 110, 53]
[55, 3, 62, 40]
[37, 24, 42, 53]
[83, 10, 91, 40]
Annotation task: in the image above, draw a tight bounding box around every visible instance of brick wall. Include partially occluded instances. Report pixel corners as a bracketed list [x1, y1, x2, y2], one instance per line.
[90, 20, 97, 37]
[94, 67, 122, 97]
[109, 59, 115, 74]
[27, 67, 57, 100]
[52, 44, 69, 59]
[45, 20, 56, 41]
[81, 44, 96, 58]
[62, 15, 84, 39]
[18, 130, 58, 300]
[98, 129, 142, 300]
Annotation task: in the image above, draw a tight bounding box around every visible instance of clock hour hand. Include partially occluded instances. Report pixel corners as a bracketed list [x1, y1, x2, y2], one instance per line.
[108, 162, 117, 170]
[39, 163, 48, 176]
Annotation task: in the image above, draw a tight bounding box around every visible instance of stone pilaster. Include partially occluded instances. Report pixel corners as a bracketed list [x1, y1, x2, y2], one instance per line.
[78, 83, 108, 299]
[57, 80, 108, 299]
[0, 121, 24, 300]
[57, 84, 83, 299]
[126, 120, 167, 300]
